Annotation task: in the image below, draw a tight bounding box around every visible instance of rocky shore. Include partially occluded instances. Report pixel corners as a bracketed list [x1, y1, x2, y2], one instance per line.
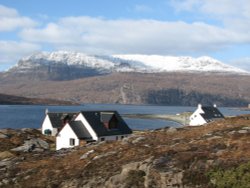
[1, 115, 250, 187]
[124, 112, 192, 125]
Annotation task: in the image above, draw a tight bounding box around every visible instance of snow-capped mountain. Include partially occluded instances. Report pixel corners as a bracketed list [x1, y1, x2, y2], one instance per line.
[6, 51, 249, 80]
[13, 51, 147, 74]
[113, 54, 248, 74]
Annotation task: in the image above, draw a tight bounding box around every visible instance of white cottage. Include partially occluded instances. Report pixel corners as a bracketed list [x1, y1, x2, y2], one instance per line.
[189, 104, 224, 126]
[56, 111, 132, 150]
[41, 111, 77, 136]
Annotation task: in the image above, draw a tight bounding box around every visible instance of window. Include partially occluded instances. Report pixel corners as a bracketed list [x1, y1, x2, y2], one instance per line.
[44, 129, 52, 135]
[101, 112, 118, 130]
[109, 119, 118, 129]
[70, 138, 75, 146]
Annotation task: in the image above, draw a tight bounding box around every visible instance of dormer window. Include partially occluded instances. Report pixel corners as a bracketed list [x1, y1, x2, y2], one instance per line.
[101, 112, 118, 130]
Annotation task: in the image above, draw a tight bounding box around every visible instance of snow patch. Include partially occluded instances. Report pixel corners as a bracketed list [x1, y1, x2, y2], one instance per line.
[11, 51, 249, 75]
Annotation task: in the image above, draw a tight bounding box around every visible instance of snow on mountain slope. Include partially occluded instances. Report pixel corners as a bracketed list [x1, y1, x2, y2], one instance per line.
[113, 54, 248, 74]
[10, 51, 249, 75]
[21, 51, 115, 69]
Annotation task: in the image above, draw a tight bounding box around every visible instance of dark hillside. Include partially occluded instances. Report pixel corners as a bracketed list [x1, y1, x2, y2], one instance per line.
[0, 93, 77, 105]
[0, 72, 249, 106]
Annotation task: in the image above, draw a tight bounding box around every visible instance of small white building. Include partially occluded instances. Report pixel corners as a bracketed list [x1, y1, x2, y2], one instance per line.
[41, 111, 77, 136]
[189, 104, 224, 126]
[56, 111, 132, 150]
[56, 121, 92, 150]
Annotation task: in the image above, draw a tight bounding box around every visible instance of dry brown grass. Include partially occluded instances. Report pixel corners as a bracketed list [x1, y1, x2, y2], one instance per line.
[2, 115, 250, 187]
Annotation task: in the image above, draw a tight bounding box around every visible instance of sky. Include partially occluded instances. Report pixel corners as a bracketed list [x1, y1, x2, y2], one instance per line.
[0, 0, 250, 71]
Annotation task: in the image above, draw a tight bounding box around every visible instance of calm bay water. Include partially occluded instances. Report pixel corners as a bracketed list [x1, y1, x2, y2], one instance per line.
[0, 104, 249, 130]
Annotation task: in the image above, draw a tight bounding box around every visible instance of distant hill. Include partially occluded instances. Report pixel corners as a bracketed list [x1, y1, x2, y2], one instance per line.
[0, 72, 249, 107]
[0, 93, 77, 105]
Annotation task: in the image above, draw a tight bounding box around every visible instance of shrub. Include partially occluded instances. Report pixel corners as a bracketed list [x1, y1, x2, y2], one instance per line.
[124, 170, 146, 188]
[207, 161, 250, 188]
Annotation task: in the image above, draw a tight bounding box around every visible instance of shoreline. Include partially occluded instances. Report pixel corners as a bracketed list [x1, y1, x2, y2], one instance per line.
[123, 112, 192, 125]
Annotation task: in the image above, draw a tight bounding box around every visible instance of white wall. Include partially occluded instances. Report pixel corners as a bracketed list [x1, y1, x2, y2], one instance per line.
[56, 123, 79, 150]
[189, 112, 207, 126]
[41, 115, 58, 136]
[98, 135, 130, 141]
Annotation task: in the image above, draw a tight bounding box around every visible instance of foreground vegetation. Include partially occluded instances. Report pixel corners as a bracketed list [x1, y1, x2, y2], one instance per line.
[0, 115, 250, 187]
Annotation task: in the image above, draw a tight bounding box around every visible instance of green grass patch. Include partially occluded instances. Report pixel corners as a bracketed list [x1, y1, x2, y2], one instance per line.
[207, 161, 250, 188]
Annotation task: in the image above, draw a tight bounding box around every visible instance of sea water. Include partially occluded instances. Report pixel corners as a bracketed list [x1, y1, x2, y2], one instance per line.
[0, 104, 249, 130]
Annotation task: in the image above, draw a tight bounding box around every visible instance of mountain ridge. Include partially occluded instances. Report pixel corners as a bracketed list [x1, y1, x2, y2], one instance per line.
[4, 51, 249, 80]
[1, 51, 250, 106]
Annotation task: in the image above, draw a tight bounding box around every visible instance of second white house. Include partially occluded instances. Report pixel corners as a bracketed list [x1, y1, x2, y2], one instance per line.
[189, 104, 224, 126]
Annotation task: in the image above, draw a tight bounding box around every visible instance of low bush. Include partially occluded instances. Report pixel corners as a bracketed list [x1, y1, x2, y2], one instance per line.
[208, 161, 250, 188]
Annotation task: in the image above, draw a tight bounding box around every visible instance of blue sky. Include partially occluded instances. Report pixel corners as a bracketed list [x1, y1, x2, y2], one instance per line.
[1, 0, 250, 71]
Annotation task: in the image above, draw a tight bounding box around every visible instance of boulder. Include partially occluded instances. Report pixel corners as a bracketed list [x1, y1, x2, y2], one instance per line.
[0, 132, 8, 139]
[11, 138, 49, 152]
[0, 151, 15, 160]
[238, 130, 248, 134]
[80, 150, 95, 160]
[132, 136, 146, 144]
[167, 127, 178, 133]
[93, 151, 117, 160]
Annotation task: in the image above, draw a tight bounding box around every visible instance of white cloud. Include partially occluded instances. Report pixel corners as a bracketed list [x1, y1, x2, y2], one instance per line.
[0, 41, 40, 69]
[0, 5, 36, 31]
[0, 5, 18, 17]
[169, 0, 250, 46]
[202, 0, 250, 20]
[170, 0, 250, 22]
[1, 2, 250, 70]
[20, 23, 76, 44]
[19, 16, 248, 55]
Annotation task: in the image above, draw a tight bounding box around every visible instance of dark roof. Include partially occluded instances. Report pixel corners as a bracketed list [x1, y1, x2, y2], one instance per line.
[69, 121, 92, 140]
[47, 112, 78, 128]
[80, 111, 132, 137]
[200, 106, 224, 122]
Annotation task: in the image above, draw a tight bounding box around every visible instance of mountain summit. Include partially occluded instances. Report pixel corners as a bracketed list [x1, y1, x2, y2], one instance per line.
[5, 51, 248, 81]
[113, 54, 248, 74]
